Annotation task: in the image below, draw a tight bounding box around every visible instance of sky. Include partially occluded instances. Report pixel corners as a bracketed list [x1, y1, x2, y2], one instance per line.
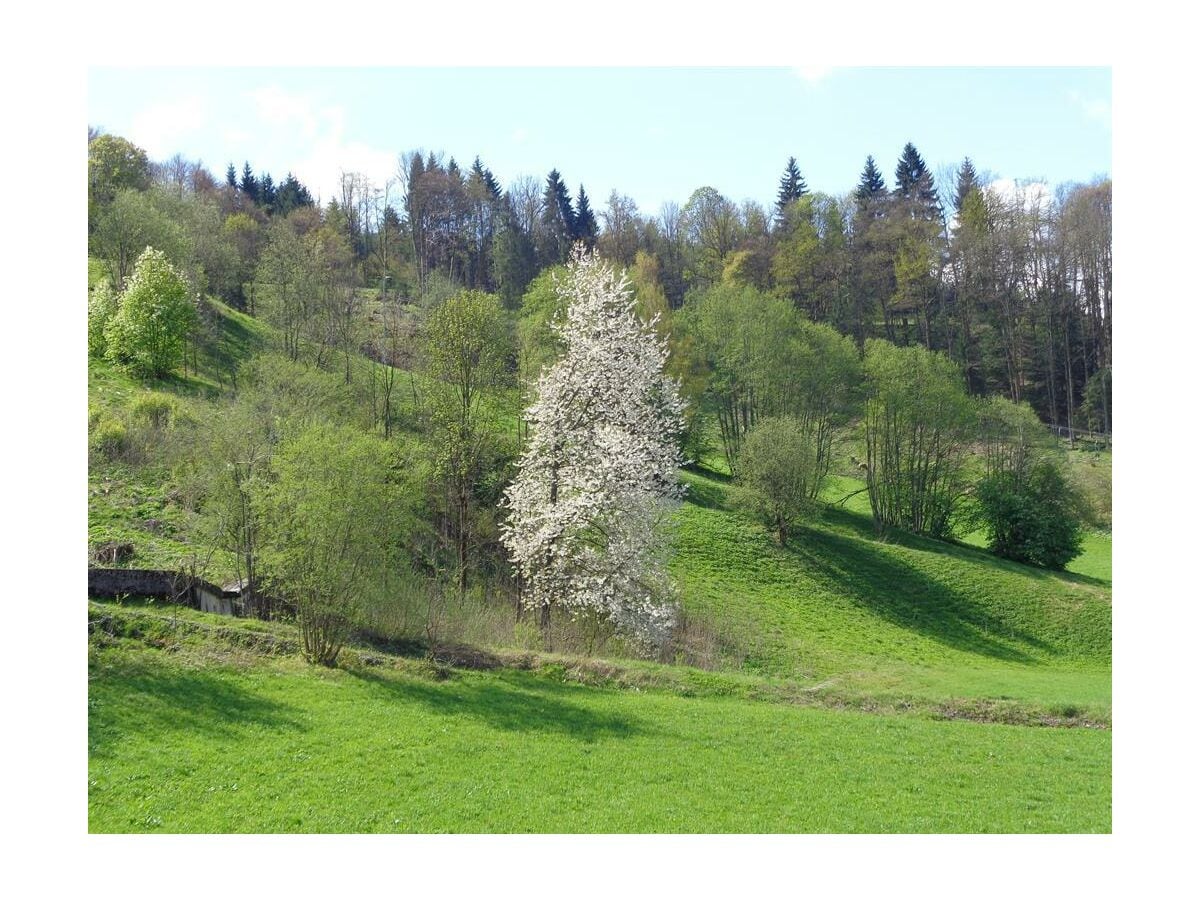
[88, 66, 1111, 216]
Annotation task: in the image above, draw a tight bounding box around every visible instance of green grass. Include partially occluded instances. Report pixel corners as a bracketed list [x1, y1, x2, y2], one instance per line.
[675, 468, 1110, 718]
[88, 637, 1110, 833]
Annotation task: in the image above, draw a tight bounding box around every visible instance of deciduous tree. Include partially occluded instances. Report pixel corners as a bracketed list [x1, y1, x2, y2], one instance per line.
[501, 249, 685, 646]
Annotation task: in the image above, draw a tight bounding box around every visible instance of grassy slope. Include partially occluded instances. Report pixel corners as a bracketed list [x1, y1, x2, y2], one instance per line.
[675, 470, 1110, 715]
[88, 297, 1112, 716]
[88, 299, 272, 574]
[88, 634, 1110, 833]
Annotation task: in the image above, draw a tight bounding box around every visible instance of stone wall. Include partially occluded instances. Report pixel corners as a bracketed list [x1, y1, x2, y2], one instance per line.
[87, 568, 237, 616]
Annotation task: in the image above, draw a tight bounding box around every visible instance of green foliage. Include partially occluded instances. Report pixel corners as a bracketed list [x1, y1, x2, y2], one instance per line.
[92, 189, 189, 287]
[129, 392, 180, 429]
[255, 423, 401, 665]
[89, 416, 129, 460]
[424, 290, 513, 595]
[88, 134, 150, 229]
[88, 282, 119, 358]
[104, 248, 197, 379]
[1082, 366, 1112, 434]
[975, 460, 1084, 570]
[517, 266, 570, 385]
[688, 284, 860, 480]
[863, 340, 977, 539]
[736, 417, 820, 543]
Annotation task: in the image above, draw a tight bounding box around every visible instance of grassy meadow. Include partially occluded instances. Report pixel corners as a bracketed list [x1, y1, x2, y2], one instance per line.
[89, 614, 1110, 833]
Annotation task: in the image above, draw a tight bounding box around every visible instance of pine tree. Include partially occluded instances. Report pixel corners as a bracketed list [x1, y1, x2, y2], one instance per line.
[501, 248, 685, 645]
[574, 185, 598, 247]
[240, 162, 259, 204]
[493, 200, 538, 310]
[775, 156, 809, 223]
[953, 157, 981, 214]
[260, 173, 277, 213]
[538, 169, 576, 266]
[226, 163, 238, 190]
[275, 173, 313, 216]
[894, 142, 941, 218]
[483, 166, 503, 202]
[854, 156, 887, 213]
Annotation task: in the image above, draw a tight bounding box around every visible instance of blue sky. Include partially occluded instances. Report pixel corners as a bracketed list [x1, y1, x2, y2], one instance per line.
[88, 67, 1111, 214]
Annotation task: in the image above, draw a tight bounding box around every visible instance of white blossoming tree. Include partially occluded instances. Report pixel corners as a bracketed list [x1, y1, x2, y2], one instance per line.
[501, 247, 686, 647]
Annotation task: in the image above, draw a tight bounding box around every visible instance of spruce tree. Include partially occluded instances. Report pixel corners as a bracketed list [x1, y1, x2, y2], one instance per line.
[574, 185, 598, 247]
[775, 157, 809, 224]
[240, 162, 259, 204]
[854, 156, 887, 213]
[894, 142, 940, 218]
[953, 157, 981, 214]
[538, 169, 576, 266]
[260, 173, 276, 213]
[225, 163, 238, 190]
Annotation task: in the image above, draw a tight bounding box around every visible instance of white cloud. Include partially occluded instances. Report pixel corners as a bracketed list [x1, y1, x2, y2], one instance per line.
[986, 177, 1054, 210]
[249, 85, 322, 139]
[792, 66, 835, 85]
[244, 85, 398, 205]
[1068, 89, 1112, 130]
[129, 95, 210, 159]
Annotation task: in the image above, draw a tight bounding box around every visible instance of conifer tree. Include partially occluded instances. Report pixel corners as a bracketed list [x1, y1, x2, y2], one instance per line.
[538, 169, 576, 266]
[260, 173, 276, 213]
[953, 157, 981, 214]
[894, 142, 941, 217]
[854, 156, 887, 213]
[574, 185, 598, 247]
[226, 163, 238, 190]
[775, 157, 809, 224]
[240, 162, 259, 204]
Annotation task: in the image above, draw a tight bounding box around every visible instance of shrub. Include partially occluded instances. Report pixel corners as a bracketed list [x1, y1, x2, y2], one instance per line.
[129, 392, 178, 429]
[255, 424, 401, 666]
[737, 416, 820, 543]
[975, 460, 1084, 569]
[863, 340, 976, 539]
[89, 417, 129, 460]
[104, 247, 196, 378]
[88, 282, 119, 358]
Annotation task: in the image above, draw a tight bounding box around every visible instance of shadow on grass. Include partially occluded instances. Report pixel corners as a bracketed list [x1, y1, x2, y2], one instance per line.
[816, 504, 1110, 590]
[681, 476, 731, 511]
[88, 655, 302, 759]
[350, 669, 650, 744]
[785, 521, 1053, 663]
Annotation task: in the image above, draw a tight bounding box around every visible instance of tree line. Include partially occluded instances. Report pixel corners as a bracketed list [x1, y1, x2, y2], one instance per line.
[88, 129, 1111, 436]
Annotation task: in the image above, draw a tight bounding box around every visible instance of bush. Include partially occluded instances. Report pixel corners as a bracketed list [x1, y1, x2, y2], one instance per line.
[104, 247, 196, 378]
[255, 424, 403, 666]
[975, 460, 1084, 569]
[88, 282, 119, 358]
[89, 417, 129, 460]
[863, 340, 976, 539]
[737, 416, 820, 543]
[129, 392, 178, 429]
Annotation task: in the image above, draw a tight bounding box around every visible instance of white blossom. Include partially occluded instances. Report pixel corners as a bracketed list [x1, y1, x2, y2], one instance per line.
[500, 247, 686, 646]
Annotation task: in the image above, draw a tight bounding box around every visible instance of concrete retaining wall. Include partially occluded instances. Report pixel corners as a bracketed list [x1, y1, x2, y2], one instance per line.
[87, 568, 238, 616]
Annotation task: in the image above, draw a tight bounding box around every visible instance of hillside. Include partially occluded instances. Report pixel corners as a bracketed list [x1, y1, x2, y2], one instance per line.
[88, 292, 1111, 723]
[675, 469, 1110, 717]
